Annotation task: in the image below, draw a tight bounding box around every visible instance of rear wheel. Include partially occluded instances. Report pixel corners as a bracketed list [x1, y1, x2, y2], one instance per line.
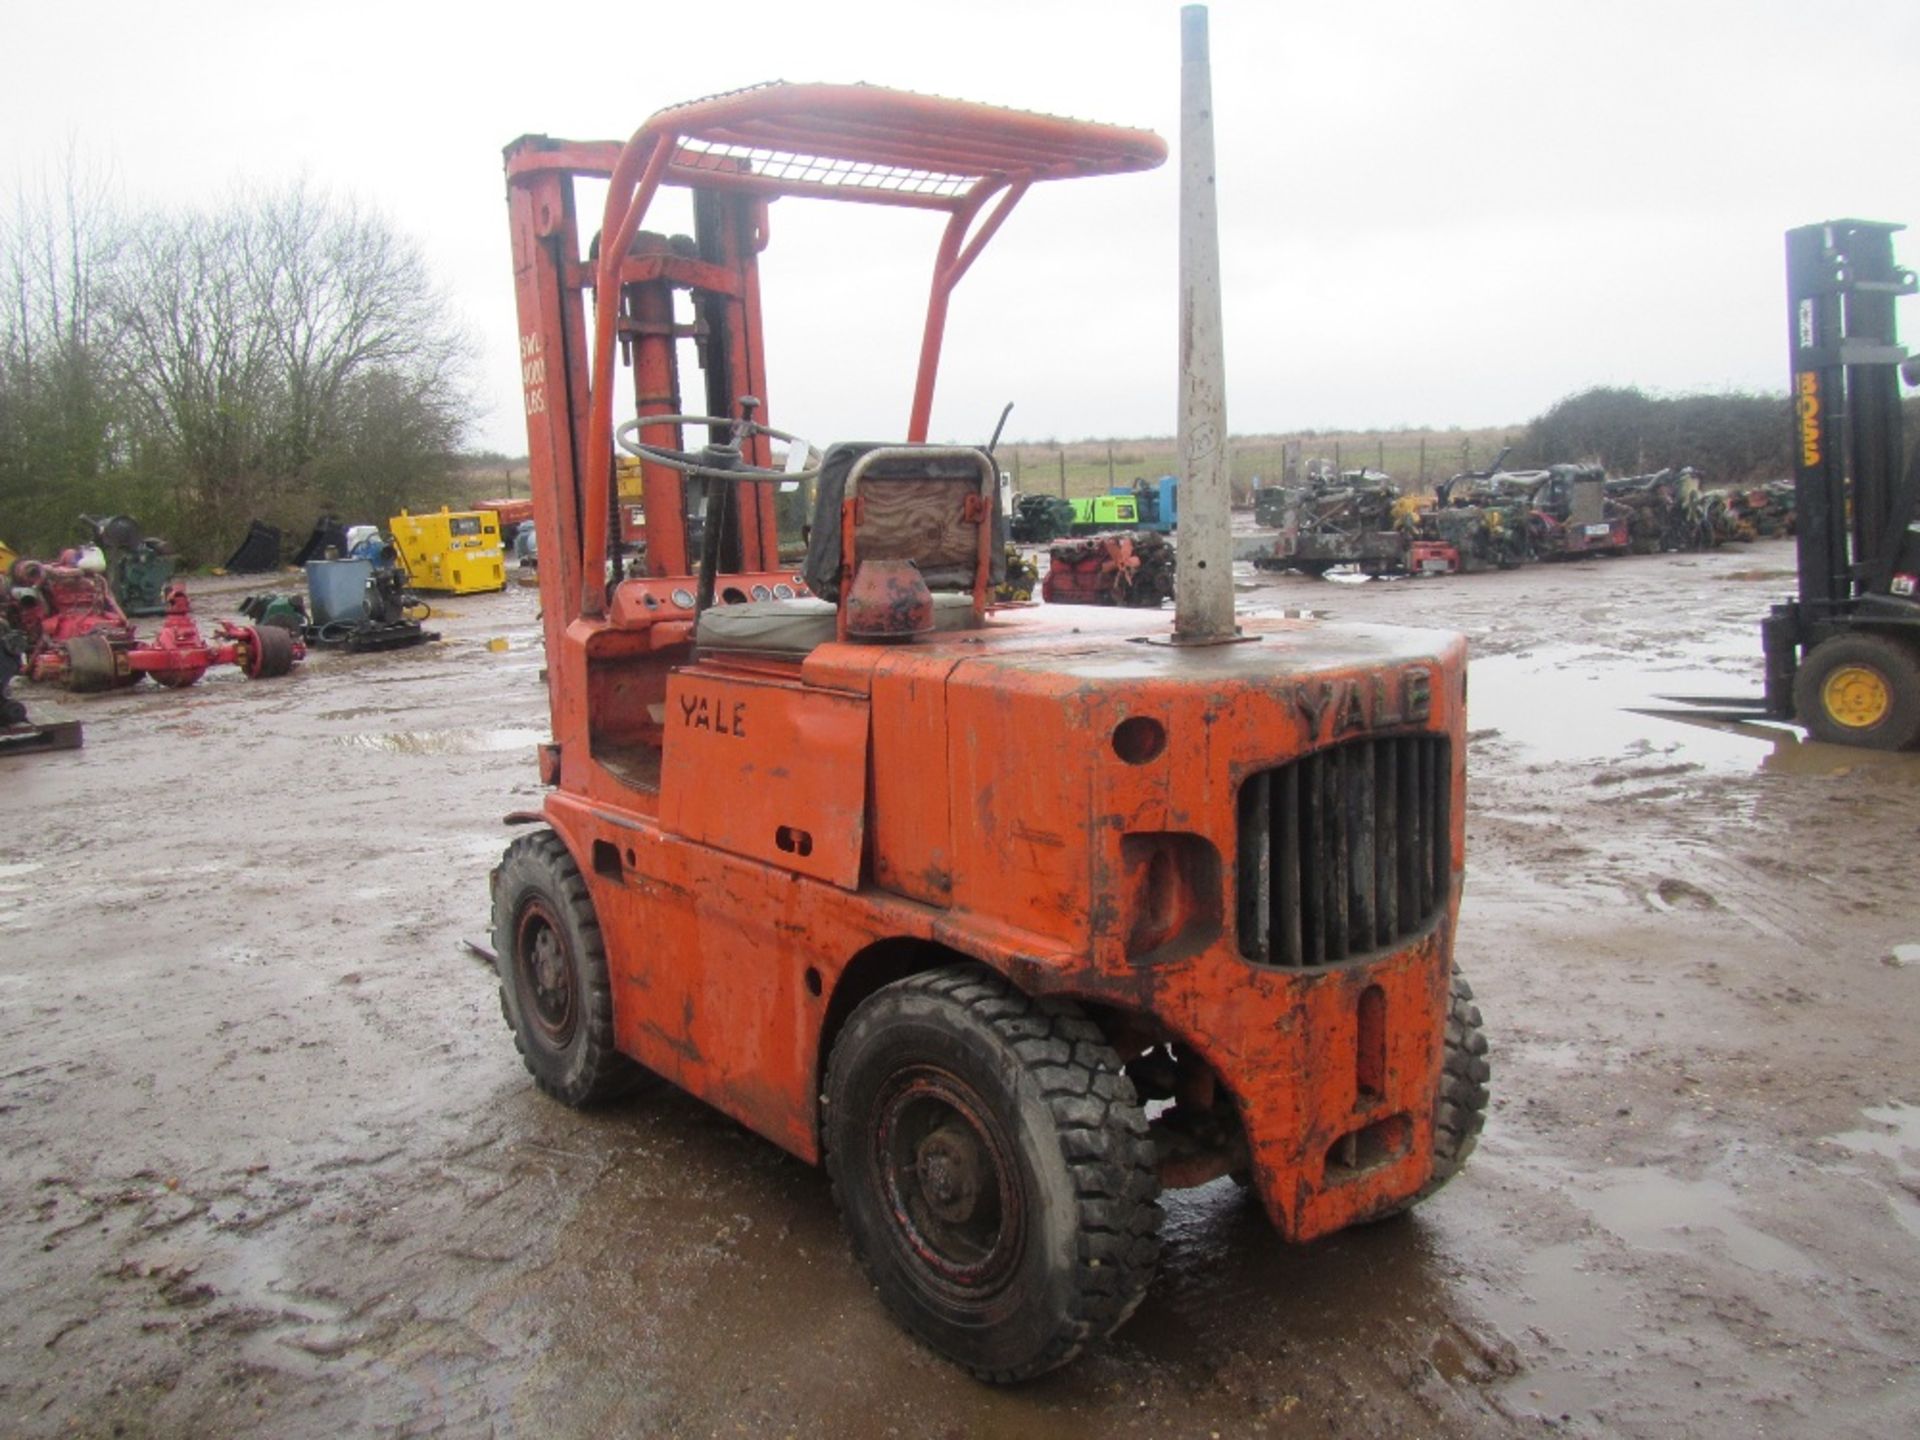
[824, 966, 1161, 1382]
[1794, 634, 1920, 750]
[491, 830, 647, 1106]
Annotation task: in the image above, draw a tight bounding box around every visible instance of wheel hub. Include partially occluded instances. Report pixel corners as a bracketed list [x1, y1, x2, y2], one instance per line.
[1822, 664, 1891, 730]
[516, 905, 577, 1045]
[915, 1125, 985, 1224]
[875, 1070, 1023, 1290]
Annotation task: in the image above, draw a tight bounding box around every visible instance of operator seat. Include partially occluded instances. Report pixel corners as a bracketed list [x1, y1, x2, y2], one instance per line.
[694, 442, 1005, 658]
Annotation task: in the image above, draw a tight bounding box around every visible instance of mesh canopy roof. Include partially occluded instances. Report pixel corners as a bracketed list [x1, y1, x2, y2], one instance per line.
[648, 82, 1166, 206]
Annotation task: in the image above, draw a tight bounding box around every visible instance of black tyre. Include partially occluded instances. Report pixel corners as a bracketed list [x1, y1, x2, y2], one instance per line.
[243, 623, 296, 679]
[823, 966, 1161, 1382]
[1793, 634, 1920, 751]
[491, 830, 647, 1106]
[1369, 969, 1490, 1220]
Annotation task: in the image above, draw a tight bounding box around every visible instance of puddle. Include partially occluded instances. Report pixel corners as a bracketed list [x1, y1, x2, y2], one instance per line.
[1830, 1101, 1920, 1172]
[1468, 644, 1920, 780]
[1888, 943, 1920, 968]
[0, 861, 45, 881]
[1571, 1168, 1819, 1279]
[1471, 1152, 1827, 1428]
[1826, 1102, 1920, 1243]
[342, 727, 547, 756]
[1650, 712, 1920, 780]
[1478, 1238, 1629, 1423]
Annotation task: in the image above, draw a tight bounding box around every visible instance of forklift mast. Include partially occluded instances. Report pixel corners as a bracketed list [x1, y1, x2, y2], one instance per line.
[1758, 219, 1920, 725]
[1785, 220, 1920, 612]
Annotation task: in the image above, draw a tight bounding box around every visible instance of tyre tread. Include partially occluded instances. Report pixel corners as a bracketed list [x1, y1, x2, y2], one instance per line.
[1372, 969, 1490, 1219]
[824, 964, 1162, 1382]
[491, 829, 646, 1108]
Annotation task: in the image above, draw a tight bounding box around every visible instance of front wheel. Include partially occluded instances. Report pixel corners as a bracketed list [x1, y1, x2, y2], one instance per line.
[1793, 634, 1920, 751]
[491, 830, 648, 1106]
[823, 966, 1161, 1382]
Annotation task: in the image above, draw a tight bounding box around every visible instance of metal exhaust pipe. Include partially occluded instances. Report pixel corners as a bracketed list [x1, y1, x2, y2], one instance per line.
[1174, 2, 1235, 641]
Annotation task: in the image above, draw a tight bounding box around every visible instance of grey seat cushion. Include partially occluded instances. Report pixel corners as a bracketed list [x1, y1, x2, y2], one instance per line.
[695, 592, 978, 656]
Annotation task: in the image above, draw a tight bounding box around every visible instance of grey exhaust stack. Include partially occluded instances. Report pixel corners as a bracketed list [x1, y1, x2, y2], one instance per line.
[1174, 3, 1235, 642]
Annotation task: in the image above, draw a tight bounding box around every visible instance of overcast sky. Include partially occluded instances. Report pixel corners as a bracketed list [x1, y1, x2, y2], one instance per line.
[4, 0, 1915, 456]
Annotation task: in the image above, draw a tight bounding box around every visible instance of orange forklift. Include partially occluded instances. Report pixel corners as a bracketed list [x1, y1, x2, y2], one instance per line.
[495, 58, 1487, 1380]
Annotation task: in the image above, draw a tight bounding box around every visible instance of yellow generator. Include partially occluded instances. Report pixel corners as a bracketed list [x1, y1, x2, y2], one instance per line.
[615, 455, 647, 543]
[389, 508, 506, 594]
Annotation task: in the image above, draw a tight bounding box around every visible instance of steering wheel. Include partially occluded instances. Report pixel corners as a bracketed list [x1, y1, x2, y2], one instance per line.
[615, 411, 821, 483]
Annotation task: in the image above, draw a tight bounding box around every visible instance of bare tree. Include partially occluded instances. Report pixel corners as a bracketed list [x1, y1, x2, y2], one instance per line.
[111, 206, 277, 535]
[1, 172, 476, 561]
[245, 182, 470, 474]
[107, 180, 474, 552]
[0, 152, 123, 551]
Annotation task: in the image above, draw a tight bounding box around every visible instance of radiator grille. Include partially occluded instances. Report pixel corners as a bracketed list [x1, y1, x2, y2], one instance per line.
[1236, 735, 1451, 966]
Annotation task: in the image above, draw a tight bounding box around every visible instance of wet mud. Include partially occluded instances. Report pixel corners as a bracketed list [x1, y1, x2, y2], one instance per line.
[2, 543, 1917, 1437]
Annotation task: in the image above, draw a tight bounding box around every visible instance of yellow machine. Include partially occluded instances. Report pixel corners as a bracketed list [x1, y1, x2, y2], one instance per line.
[0, 539, 15, 575]
[389, 508, 506, 594]
[615, 455, 647, 542]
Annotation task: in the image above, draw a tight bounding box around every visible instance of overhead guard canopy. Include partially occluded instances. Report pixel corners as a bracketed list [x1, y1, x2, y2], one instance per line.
[511, 81, 1167, 209]
[653, 82, 1168, 208]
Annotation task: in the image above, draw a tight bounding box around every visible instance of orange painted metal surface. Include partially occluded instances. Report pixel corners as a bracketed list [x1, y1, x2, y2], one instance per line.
[658, 669, 870, 888]
[503, 84, 1468, 1242]
[537, 605, 1465, 1237]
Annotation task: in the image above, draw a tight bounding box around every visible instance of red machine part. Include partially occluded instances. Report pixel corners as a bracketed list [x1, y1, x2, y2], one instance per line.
[12, 570, 302, 691]
[8, 560, 135, 652]
[474, 497, 535, 530]
[1042, 535, 1142, 605]
[1410, 541, 1460, 576]
[120, 584, 303, 688]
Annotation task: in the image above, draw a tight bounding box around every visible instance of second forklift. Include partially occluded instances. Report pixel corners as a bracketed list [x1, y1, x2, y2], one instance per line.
[1768, 220, 1920, 749]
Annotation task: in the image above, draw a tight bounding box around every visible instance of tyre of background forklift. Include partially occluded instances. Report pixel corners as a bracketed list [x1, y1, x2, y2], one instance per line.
[1792, 633, 1920, 751]
[823, 965, 1162, 1382]
[491, 830, 648, 1106]
[60, 633, 124, 693]
[1366, 969, 1490, 1221]
[243, 623, 296, 679]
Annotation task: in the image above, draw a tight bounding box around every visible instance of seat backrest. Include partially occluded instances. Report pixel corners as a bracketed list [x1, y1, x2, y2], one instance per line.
[803, 443, 1006, 601]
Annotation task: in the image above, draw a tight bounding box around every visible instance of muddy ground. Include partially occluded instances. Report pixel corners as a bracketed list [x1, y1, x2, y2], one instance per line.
[2, 542, 1916, 1439]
